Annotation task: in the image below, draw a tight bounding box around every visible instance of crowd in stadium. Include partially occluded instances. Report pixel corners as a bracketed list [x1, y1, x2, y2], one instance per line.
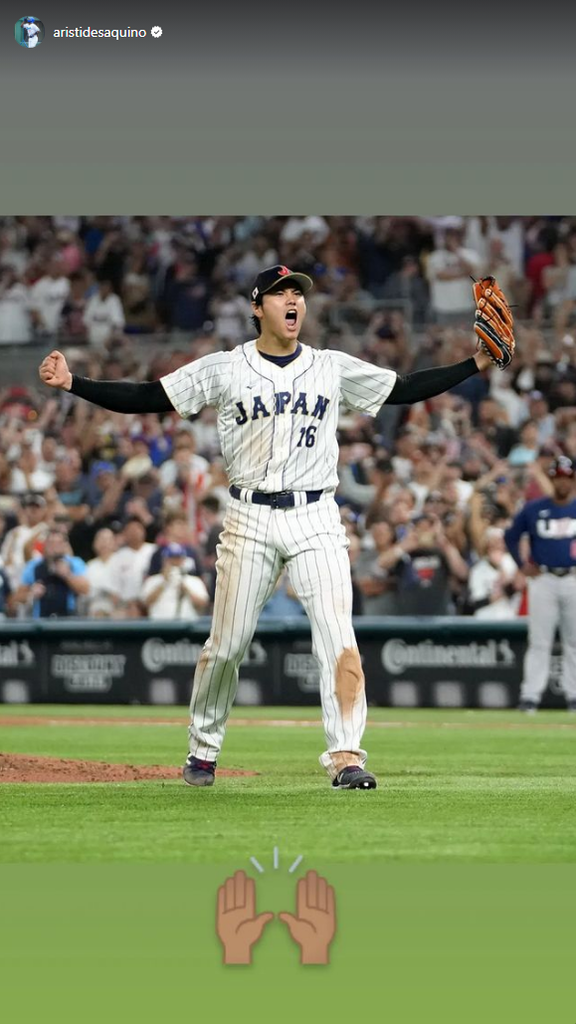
[0, 214, 576, 621]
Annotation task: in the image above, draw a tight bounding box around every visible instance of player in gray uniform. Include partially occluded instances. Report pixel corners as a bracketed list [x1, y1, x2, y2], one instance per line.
[504, 455, 576, 712]
[39, 265, 493, 789]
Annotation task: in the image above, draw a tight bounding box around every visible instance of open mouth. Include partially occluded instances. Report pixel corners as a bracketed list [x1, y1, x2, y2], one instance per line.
[285, 310, 298, 328]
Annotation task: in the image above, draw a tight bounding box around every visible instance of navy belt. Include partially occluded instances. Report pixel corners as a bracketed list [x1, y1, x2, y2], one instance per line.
[539, 566, 576, 577]
[229, 486, 323, 509]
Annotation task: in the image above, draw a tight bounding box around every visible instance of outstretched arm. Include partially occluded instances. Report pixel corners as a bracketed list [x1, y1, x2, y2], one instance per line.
[386, 350, 490, 406]
[38, 350, 174, 414]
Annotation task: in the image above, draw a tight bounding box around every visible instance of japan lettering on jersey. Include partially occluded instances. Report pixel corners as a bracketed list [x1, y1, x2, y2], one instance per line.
[160, 341, 397, 492]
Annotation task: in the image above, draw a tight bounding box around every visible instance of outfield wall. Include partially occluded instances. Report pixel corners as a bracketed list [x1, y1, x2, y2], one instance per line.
[0, 618, 567, 709]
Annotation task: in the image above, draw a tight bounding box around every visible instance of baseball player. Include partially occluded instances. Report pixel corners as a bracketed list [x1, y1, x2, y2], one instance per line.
[504, 454, 576, 712]
[21, 17, 40, 47]
[39, 265, 495, 789]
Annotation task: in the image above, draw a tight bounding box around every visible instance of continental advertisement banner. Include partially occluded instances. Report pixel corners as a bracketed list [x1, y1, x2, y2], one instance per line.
[0, 618, 566, 708]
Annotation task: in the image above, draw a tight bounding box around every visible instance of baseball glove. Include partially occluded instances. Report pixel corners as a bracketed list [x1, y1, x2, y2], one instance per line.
[472, 276, 515, 369]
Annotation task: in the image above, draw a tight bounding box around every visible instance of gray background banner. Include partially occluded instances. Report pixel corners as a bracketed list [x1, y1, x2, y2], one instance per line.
[3, 3, 576, 210]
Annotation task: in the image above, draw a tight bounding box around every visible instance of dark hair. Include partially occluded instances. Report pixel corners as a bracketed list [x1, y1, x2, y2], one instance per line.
[365, 507, 392, 530]
[250, 295, 263, 336]
[123, 515, 146, 529]
[45, 528, 68, 541]
[199, 495, 221, 514]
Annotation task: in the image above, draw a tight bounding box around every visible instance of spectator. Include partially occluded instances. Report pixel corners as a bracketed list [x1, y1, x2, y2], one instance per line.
[159, 428, 210, 531]
[380, 255, 430, 325]
[0, 269, 32, 344]
[0, 560, 14, 618]
[542, 239, 576, 330]
[121, 244, 157, 334]
[82, 278, 125, 350]
[162, 253, 210, 334]
[14, 528, 89, 618]
[197, 495, 223, 550]
[147, 509, 203, 577]
[84, 527, 119, 618]
[158, 428, 209, 491]
[476, 398, 518, 458]
[0, 454, 14, 513]
[60, 271, 90, 341]
[142, 543, 209, 620]
[106, 515, 156, 617]
[484, 236, 523, 308]
[84, 461, 126, 522]
[425, 227, 483, 325]
[466, 527, 523, 619]
[525, 224, 557, 317]
[354, 517, 399, 615]
[36, 432, 62, 478]
[525, 391, 556, 446]
[490, 367, 528, 430]
[203, 457, 229, 510]
[507, 419, 541, 467]
[379, 512, 469, 615]
[30, 258, 70, 336]
[280, 216, 330, 248]
[0, 492, 48, 590]
[231, 234, 279, 289]
[210, 278, 252, 346]
[52, 451, 88, 510]
[9, 439, 54, 494]
[189, 406, 221, 462]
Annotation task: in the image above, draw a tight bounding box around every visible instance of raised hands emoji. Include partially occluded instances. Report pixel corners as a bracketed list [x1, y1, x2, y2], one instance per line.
[279, 870, 336, 964]
[216, 870, 274, 964]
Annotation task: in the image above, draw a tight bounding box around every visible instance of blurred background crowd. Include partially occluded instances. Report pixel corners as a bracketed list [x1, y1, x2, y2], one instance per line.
[0, 214, 575, 621]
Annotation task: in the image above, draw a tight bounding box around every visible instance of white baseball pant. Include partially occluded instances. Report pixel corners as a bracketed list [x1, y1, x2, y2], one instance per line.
[521, 573, 576, 703]
[188, 492, 367, 779]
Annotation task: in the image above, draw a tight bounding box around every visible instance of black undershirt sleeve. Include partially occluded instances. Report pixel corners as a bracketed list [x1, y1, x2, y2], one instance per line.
[69, 376, 175, 414]
[386, 357, 479, 405]
[69, 357, 478, 415]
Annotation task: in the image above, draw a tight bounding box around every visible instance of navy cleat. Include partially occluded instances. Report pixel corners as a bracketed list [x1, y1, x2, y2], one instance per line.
[518, 700, 538, 714]
[332, 765, 377, 790]
[183, 754, 216, 787]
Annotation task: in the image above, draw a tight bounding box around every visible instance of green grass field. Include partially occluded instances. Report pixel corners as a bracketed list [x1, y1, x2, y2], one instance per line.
[1, 704, 575, 863]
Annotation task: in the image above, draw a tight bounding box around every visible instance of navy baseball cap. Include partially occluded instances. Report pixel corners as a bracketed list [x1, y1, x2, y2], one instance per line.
[163, 543, 187, 558]
[251, 265, 313, 302]
[549, 455, 575, 478]
[93, 460, 116, 475]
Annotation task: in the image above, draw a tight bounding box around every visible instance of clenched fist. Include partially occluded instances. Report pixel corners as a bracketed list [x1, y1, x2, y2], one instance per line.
[38, 350, 73, 391]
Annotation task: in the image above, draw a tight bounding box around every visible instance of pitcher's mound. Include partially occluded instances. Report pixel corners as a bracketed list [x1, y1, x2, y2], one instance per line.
[0, 753, 256, 783]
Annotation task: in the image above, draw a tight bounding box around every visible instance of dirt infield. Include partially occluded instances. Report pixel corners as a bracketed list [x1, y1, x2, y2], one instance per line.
[0, 753, 256, 783]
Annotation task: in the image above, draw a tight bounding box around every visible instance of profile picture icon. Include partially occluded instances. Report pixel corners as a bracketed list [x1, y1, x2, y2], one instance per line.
[15, 16, 45, 49]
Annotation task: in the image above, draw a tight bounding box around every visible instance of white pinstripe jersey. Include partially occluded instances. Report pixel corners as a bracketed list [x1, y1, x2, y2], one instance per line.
[160, 341, 397, 492]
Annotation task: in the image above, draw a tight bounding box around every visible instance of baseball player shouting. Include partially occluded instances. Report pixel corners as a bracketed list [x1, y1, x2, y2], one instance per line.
[504, 455, 576, 713]
[39, 266, 504, 789]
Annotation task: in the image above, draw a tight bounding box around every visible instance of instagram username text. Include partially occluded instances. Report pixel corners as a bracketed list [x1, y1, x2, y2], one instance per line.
[53, 27, 149, 40]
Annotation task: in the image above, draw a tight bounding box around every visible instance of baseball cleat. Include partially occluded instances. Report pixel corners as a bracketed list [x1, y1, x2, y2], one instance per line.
[517, 700, 538, 714]
[332, 765, 377, 790]
[183, 754, 216, 787]
[567, 701, 576, 713]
